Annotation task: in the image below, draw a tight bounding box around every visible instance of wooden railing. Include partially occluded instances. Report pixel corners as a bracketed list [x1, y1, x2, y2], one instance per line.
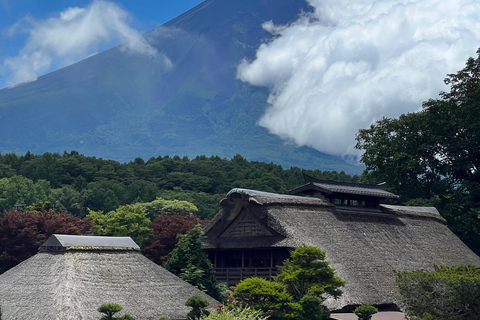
[215, 267, 278, 285]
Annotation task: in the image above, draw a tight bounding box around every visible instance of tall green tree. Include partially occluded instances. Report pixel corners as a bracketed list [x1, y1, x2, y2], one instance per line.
[164, 225, 220, 300]
[275, 245, 345, 300]
[88, 204, 152, 248]
[356, 48, 480, 253]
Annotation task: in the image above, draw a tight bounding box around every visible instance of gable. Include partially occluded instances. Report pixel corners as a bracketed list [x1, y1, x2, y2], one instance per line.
[220, 207, 273, 238]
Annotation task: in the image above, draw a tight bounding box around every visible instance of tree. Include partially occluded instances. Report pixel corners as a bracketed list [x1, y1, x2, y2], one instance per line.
[232, 277, 300, 320]
[356, 48, 480, 253]
[142, 197, 199, 219]
[97, 303, 134, 320]
[164, 225, 220, 299]
[0, 210, 93, 274]
[396, 265, 480, 320]
[0, 176, 51, 212]
[231, 246, 343, 320]
[142, 214, 203, 265]
[87, 204, 152, 248]
[274, 245, 345, 300]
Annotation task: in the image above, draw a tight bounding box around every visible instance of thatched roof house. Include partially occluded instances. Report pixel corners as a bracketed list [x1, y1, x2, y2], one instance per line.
[203, 188, 480, 311]
[0, 234, 218, 320]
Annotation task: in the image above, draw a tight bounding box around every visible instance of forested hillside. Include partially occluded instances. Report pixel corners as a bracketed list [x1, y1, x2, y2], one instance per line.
[0, 151, 358, 219]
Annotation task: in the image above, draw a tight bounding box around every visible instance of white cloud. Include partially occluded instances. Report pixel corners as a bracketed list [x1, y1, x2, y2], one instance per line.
[238, 0, 480, 157]
[3, 0, 164, 87]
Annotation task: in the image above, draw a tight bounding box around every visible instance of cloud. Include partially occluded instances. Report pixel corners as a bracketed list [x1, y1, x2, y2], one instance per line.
[3, 0, 164, 87]
[237, 0, 480, 157]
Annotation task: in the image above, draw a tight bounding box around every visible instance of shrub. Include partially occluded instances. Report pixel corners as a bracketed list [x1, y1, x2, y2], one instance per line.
[232, 277, 300, 320]
[299, 294, 330, 320]
[98, 303, 123, 318]
[158, 317, 171, 320]
[198, 307, 269, 319]
[97, 303, 134, 320]
[354, 304, 378, 320]
[186, 294, 210, 319]
[396, 265, 480, 320]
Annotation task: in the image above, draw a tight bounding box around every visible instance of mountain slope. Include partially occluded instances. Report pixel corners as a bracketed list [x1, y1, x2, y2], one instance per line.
[0, 0, 362, 173]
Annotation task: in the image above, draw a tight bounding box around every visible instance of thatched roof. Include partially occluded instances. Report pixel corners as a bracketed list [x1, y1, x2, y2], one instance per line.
[0, 235, 218, 320]
[204, 188, 480, 311]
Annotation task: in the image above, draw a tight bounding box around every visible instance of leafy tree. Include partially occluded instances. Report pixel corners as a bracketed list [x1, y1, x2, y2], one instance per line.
[231, 246, 343, 320]
[396, 265, 480, 320]
[143, 214, 203, 265]
[142, 197, 198, 219]
[87, 204, 152, 248]
[356, 48, 480, 253]
[354, 304, 378, 320]
[97, 303, 134, 320]
[274, 245, 345, 300]
[164, 225, 220, 299]
[185, 294, 210, 319]
[232, 277, 300, 320]
[48, 185, 85, 217]
[0, 176, 51, 212]
[0, 210, 93, 274]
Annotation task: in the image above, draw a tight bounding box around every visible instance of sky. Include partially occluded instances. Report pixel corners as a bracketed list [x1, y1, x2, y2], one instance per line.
[0, 0, 204, 88]
[1, 0, 480, 158]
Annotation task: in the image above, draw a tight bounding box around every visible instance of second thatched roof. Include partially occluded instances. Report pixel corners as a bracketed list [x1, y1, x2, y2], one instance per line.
[0, 235, 218, 320]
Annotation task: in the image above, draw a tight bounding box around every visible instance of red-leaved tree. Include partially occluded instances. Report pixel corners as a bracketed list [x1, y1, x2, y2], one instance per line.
[143, 214, 208, 265]
[0, 210, 93, 274]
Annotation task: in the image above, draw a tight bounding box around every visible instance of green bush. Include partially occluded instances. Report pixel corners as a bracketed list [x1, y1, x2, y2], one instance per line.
[198, 307, 269, 319]
[98, 303, 123, 318]
[299, 294, 330, 320]
[97, 303, 134, 320]
[158, 317, 171, 320]
[275, 245, 345, 300]
[396, 265, 480, 320]
[354, 304, 378, 320]
[232, 277, 300, 320]
[186, 294, 210, 319]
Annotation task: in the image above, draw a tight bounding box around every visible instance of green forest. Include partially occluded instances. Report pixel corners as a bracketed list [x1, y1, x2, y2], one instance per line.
[0, 151, 359, 219]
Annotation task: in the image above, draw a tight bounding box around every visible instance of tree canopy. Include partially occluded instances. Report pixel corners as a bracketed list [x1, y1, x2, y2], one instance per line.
[356, 48, 480, 253]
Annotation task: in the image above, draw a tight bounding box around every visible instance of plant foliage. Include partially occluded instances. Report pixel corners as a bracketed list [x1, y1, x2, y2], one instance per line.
[354, 304, 378, 320]
[164, 225, 220, 299]
[396, 265, 480, 320]
[186, 294, 210, 319]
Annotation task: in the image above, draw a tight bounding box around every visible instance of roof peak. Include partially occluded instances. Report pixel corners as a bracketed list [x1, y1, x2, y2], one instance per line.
[303, 173, 387, 190]
[40, 234, 140, 252]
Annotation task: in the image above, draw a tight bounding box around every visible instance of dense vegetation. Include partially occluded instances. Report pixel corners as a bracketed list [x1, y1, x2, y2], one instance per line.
[0, 152, 358, 219]
[230, 246, 343, 320]
[356, 49, 480, 254]
[396, 265, 480, 320]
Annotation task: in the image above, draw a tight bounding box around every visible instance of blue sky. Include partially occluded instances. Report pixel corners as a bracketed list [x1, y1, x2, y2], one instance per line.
[0, 0, 204, 88]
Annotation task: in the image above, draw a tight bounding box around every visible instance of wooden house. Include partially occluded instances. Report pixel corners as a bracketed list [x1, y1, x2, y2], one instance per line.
[203, 187, 480, 311]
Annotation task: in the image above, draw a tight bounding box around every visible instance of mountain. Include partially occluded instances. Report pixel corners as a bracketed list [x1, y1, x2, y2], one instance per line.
[0, 0, 362, 173]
